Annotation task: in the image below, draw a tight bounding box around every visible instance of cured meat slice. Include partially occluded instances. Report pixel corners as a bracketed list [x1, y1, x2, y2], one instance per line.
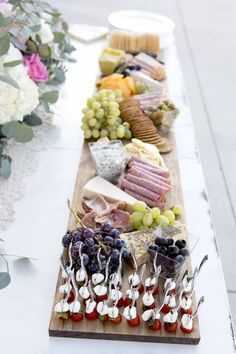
[129, 166, 171, 189]
[124, 188, 165, 209]
[82, 211, 96, 229]
[82, 194, 111, 215]
[120, 178, 162, 202]
[96, 209, 132, 232]
[130, 156, 169, 177]
[126, 173, 169, 195]
[129, 160, 169, 178]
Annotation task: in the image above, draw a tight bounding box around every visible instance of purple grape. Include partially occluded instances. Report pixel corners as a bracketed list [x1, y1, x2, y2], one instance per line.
[113, 239, 122, 249]
[95, 234, 103, 241]
[100, 222, 113, 233]
[82, 253, 89, 265]
[62, 233, 72, 248]
[72, 240, 83, 253]
[122, 248, 130, 259]
[104, 236, 113, 245]
[109, 228, 121, 238]
[84, 237, 95, 247]
[83, 228, 95, 239]
[91, 244, 99, 253]
[101, 260, 106, 270]
[111, 249, 120, 260]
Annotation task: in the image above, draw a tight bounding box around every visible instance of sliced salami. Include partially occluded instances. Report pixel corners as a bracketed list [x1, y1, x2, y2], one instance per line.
[129, 166, 171, 189]
[124, 188, 165, 209]
[120, 178, 162, 202]
[126, 173, 169, 195]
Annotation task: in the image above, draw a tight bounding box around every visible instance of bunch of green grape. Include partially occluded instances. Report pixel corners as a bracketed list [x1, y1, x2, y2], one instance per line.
[135, 81, 151, 94]
[81, 89, 132, 140]
[130, 201, 183, 231]
[147, 100, 178, 127]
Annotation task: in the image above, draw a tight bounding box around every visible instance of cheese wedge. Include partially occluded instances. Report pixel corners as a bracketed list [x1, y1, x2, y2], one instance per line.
[82, 176, 137, 211]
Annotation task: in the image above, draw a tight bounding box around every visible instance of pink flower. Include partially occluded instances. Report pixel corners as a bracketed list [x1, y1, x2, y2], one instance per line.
[24, 54, 49, 82]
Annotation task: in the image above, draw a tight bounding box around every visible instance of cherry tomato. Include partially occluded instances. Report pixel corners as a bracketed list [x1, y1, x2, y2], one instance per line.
[98, 314, 109, 322]
[117, 297, 124, 308]
[149, 319, 161, 331]
[142, 303, 156, 311]
[127, 315, 140, 327]
[85, 309, 98, 320]
[181, 307, 192, 315]
[164, 321, 178, 333]
[110, 313, 122, 324]
[95, 294, 108, 303]
[138, 284, 144, 294]
[71, 312, 83, 322]
[152, 286, 159, 296]
[68, 291, 75, 303]
[161, 304, 170, 314]
[181, 325, 193, 334]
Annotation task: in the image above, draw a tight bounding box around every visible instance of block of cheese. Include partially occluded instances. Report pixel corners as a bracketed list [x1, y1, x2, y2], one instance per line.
[82, 176, 137, 211]
[120, 229, 156, 267]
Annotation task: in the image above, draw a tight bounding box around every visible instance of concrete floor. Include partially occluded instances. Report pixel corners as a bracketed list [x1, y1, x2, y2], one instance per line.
[49, 0, 236, 327]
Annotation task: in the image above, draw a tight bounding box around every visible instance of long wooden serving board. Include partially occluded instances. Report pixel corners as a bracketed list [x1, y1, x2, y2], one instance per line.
[49, 126, 200, 344]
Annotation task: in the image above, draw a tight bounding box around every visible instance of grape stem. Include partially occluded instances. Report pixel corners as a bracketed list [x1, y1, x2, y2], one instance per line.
[67, 199, 83, 226]
[94, 236, 109, 255]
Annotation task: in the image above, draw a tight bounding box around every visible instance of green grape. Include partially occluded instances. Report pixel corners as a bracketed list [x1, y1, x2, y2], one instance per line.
[137, 225, 149, 231]
[116, 117, 123, 124]
[159, 215, 169, 227]
[100, 129, 109, 137]
[108, 102, 119, 110]
[88, 118, 97, 127]
[87, 97, 94, 107]
[172, 220, 181, 227]
[108, 125, 116, 132]
[86, 109, 95, 119]
[92, 129, 100, 139]
[95, 121, 101, 129]
[110, 108, 120, 117]
[109, 131, 117, 140]
[84, 129, 92, 139]
[81, 123, 89, 131]
[151, 207, 161, 219]
[107, 94, 116, 102]
[92, 101, 101, 111]
[131, 211, 144, 224]
[163, 210, 175, 224]
[82, 116, 88, 123]
[154, 215, 161, 225]
[117, 125, 125, 139]
[82, 108, 89, 115]
[101, 101, 108, 108]
[143, 212, 153, 227]
[171, 204, 183, 217]
[95, 109, 104, 119]
[108, 116, 117, 125]
[123, 122, 130, 129]
[98, 90, 107, 100]
[124, 129, 132, 140]
[133, 201, 147, 212]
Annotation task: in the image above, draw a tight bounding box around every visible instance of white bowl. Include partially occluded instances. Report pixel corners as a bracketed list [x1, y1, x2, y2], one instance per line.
[108, 10, 175, 49]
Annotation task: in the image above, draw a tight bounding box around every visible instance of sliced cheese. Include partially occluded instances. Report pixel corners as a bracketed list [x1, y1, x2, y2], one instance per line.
[82, 176, 137, 211]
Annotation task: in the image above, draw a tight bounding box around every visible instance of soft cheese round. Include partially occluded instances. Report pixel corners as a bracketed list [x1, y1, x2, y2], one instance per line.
[108, 306, 119, 319]
[142, 292, 155, 306]
[181, 296, 192, 310]
[97, 301, 109, 315]
[54, 300, 69, 313]
[79, 285, 90, 299]
[92, 273, 104, 285]
[76, 268, 86, 282]
[145, 277, 156, 287]
[163, 310, 178, 324]
[85, 299, 96, 314]
[128, 273, 140, 287]
[69, 300, 81, 313]
[123, 306, 137, 320]
[59, 283, 71, 294]
[126, 288, 139, 300]
[181, 314, 193, 330]
[94, 284, 107, 296]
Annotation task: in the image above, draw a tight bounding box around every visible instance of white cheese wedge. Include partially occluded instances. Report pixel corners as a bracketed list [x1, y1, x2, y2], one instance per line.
[83, 176, 137, 211]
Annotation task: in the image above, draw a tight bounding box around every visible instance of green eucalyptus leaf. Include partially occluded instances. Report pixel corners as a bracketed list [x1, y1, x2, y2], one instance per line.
[10, 36, 27, 51]
[0, 142, 3, 155]
[12, 122, 34, 143]
[41, 90, 59, 104]
[1, 121, 18, 138]
[41, 99, 50, 113]
[0, 13, 6, 27]
[53, 67, 65, 83]
[3, 60, 22, 68]
[53, 31, 65, 44]
[0, 155, 11, 179]
[0, 33, 10, 56]
[35, 33, 42, 44]
[20, 2, 35, 13]
[27, 39, 37, 53]
[23, 113, 42, 126]
[38, 44, 51, 58]
[0, 272, 11, 289]
[30, 24, 41, 33]
[62, 21, 69, 32]
[0, 75, 19, 89]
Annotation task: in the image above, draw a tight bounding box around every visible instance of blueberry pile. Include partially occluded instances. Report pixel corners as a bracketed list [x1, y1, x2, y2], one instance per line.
[148, 237, 189, 264]
[62, 222, 130, 275]
[114, 62, 142, 76]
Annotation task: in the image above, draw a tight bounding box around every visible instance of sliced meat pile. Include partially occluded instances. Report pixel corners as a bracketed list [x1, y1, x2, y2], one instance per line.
[80, 194, 132, 232]
[131, 53, 166, 81]
[119, 157, 171, 209]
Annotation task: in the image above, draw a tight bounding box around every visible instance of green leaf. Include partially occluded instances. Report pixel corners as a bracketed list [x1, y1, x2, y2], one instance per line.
[0, 33, 10, 57]
[38, 44, 51, 58]
[30, 24, 41, 33]
[41, 90, 59, 104]
[41, 99, 50, 113]
[0, 272, 11, 289]
[0, 142, 3, 155]
[0, 155, 11, 179]
[53, 67, 65, 83]
[27, 39, 37, 53]
[53, 31, 65, 44]
[10, 36, 26, 51]
[20, 2, 35, 13]
[12, 122, 34, 143]
[24, 113, 42, 126]
[1, 121, 18, 138]
[0, 75, 19, 89]
[0, 13, 5, 27]
[35, 33, 42, 44]
[56, 312, 69, 319]
[3, 60, 22, 68]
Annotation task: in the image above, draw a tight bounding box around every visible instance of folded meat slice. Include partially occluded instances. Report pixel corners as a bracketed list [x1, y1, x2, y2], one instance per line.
[126, 173, 169, 195]
[82, 194, 111, 215]
[96, 209, 132, 232]
[129, 166, 171, 187]
[124, 188, 165, 209]
[120, 178, 163, 202]
[82, 211, 97, 229]
[130, 156, 169, 177]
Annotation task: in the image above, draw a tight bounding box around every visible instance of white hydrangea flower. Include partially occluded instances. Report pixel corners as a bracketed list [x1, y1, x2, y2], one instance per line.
[0, 2, 13, 17]
[32, 20, 54, 44]
[0, 45, 39, 125]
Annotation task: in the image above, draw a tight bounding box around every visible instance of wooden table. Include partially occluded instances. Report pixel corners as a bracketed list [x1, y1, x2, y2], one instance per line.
[0, 38, 235, 353]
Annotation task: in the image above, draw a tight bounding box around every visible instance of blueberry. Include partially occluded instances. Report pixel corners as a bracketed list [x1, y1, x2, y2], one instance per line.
[175, 239, 187, 249]
[109, 228, 121, 238]
[155, 237, 168, 247]
[179, 248, 189, 257]
[159, 246, 168, 256]
[148, 244, 160, 256]
[167, 238, 174, 246]
[134, 64, 142, 70]
[168, 245, 179, 258]
[174, 255, 185, 263]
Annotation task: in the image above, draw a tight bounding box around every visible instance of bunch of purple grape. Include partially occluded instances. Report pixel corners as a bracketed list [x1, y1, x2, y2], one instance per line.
[62, 222, 130, 275]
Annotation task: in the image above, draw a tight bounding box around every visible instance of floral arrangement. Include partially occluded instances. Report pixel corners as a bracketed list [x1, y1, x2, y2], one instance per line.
[0, 0, 75, 178]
